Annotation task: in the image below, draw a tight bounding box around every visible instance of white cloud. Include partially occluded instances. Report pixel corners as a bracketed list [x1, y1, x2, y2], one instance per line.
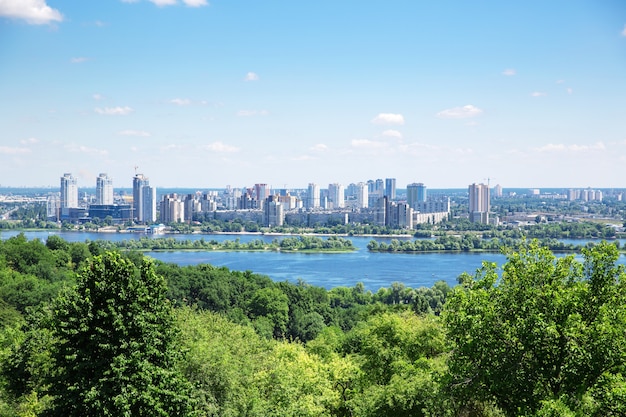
[0, 0, 63, 25]
[382, 129, 403, 139]
[66, 144, 108, 156]
[310, 143, 328, 152]
[0, 146, 31, 155]
[556, 79, 565, 84]
[351, 139, 388, 149]
[118, 130, 151, 137]
[95, 106, 134, 116]
[92, 93, 104, 101]
[202, 141, 240, 153]
[566, 88, 573, 95]
[531, 92, 547, 97]
[502, 68, 516, 76]
[436, 105, 483, 119]
[170, 98, 192, 106]
[534, 142, 605, 152]
[182, 0, 208, 7]
[245, 72, 259, 81]
[149, 0, 177, 6]
[370, 113, 405, 125]
[237, 109, 269, 117]
[71, 57, 89, 64]
[19, 137, 39, 145]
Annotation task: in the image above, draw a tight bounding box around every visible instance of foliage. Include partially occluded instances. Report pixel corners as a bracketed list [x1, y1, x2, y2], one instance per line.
[444, 241, 626, 416]
[43, 252, 193, 416]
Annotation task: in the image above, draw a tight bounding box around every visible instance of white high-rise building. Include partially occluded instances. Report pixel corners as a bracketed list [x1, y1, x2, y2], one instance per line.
[160, 193, 184, 223]
[96, 173, 114, 205]
[307, 183, 320, 209]
[328, 183, 345, 209]
[142, 185, 157, 223]
[133, 174, 156, 223]
[60, 173, 78, 209]
[356, 182, 368, 209]
[468, 183, 490, 223]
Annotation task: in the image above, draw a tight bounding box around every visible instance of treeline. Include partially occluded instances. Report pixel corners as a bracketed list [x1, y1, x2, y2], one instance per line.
[95, 235, 355, 252]
[367, 235, 613, 253]
[1, 235, 626, 416]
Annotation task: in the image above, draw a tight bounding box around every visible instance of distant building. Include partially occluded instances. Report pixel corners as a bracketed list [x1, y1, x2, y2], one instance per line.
[184, 193, 201, 223]
[328, 183, 345, 209]
[60, 173, 78, 209]
[264, 195, 284, 227]
[385, 178, 396, 200]
[95, 173, 114, 205]
[407, 183, 427, 208]
[356, 182, 368, 209]
[133, 174, 155, 223]
[469, 183, 490, 223]
[255, 184, 270, 208]
[160, 193, 184, 223]
[88, 204, 132, 224]
[493, 184, 503, 198]
[306, 183, 320, 209]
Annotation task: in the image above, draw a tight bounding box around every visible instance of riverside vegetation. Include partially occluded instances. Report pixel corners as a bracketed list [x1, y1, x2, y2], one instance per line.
[0, 234, 625, 416]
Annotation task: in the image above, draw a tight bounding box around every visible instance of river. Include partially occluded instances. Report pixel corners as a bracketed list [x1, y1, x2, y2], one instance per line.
[1, 230, 622, 290]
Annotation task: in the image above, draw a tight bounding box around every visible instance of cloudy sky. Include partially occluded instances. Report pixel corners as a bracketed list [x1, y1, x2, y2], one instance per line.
[1, 0, 625, 189]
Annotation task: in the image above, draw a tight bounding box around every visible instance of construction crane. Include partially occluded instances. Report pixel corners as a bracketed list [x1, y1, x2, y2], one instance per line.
[484, 177, 496, 187]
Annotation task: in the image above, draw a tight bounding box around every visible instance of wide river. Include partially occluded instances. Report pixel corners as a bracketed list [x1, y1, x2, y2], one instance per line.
[2, 230, 623, 290]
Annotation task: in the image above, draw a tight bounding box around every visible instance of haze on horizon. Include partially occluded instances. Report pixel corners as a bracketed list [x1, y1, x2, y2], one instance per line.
[1, 0, 625, 190]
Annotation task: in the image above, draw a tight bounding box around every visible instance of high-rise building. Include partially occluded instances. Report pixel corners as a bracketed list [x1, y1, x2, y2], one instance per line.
[60, 173, 78, 209]
[254, 183, 270, 208]
[356, 182, 368, 209]
[160, 193, 184, 223]
[96, 173, 114, 205]
[133, 174, 156, 223]
[493, 184, 503, 198]
[385, 178, 396, 200]
[307, 183, 320, 209]
[141, 185, 157, 223]
[406, 183, 427, 208]
[468, 183, 490, 223]
[328, 183, 345, 209]
[264, 195, 284, 227]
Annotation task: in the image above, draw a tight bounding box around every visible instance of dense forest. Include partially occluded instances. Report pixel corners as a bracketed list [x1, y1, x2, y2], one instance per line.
[0, 234, 625, 416]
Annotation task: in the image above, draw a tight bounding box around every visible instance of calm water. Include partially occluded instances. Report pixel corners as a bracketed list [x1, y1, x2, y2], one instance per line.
[2, 230, 623, 290]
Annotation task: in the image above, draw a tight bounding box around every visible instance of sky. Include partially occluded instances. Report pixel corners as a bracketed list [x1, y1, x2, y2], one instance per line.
[0, 0, 625, 190]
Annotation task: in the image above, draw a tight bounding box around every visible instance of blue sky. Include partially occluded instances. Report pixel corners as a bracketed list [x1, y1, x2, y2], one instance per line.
[1, 0, 625, 190]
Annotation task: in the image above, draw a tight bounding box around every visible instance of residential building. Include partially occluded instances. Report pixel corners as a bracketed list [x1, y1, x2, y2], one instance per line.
[307, 183, 320, 209]
[407, 183, 427, 208]
[469, 183, 490, 223]
[264, 195, 284, 227]
[132, 174, 150, 222]
[385, 178, 396, 200]
[95, 173, 114, 205]
[328, 183, 345, 209]
[356, 182, 368, 209]
[60, 173, 78, 209]
[160, 193, 184, 223]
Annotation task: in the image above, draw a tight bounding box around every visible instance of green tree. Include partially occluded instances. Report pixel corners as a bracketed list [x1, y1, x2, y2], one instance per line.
[444, 241, 626, 416]
[43, 251, 193, 416]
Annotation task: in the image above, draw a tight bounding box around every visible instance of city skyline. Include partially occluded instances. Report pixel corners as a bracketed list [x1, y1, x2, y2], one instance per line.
[1, 1, 625, 188]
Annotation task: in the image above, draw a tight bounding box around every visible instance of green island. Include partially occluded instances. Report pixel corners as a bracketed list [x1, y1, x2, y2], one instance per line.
[1, 234, 626, 416]
[95, 235, 356, 253]
[367, 234, 619, 253]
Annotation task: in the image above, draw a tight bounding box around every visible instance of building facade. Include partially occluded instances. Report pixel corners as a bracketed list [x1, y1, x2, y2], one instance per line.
[60, 173, 78, 209]
[95, 173, 114, 205]
[468, 183, 490, 223]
